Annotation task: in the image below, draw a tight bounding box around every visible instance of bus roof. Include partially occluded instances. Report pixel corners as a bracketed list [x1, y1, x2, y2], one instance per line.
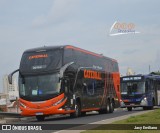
[23, 45, 118, 63]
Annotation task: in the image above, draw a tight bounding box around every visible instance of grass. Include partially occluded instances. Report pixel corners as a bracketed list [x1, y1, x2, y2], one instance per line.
[82, 109, 160, 133]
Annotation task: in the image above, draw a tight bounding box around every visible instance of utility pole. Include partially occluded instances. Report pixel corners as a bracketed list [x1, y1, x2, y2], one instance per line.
[149, 65, 151, 73]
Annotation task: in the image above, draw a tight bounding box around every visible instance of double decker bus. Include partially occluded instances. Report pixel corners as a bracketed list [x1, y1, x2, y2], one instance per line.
[120, 74, 160, 111]
[8, 45, 120, 121]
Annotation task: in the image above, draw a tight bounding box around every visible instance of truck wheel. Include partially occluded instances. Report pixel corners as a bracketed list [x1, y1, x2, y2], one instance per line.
[127, 107, 132, 111]
[36, 115, 45, 121]
[70, 102, 81, 118]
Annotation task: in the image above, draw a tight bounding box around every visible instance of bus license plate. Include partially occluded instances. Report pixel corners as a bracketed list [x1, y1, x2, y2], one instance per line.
[36, 112, 43, 115]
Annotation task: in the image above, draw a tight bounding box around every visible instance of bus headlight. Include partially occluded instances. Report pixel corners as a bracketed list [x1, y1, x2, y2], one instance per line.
[140, 97, 148, 106]
[53, 98, 67, 106]
[120, 100, 125, 107]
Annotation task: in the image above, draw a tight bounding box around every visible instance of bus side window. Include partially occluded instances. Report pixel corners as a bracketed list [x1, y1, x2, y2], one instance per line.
[156, 81, 160, 91]
[89, 81, 95, 95]
[75, 79, 82, 93]
[82, 82, 87, 95]
[158, 82, 160, 90]
[145, 81, 149, 92]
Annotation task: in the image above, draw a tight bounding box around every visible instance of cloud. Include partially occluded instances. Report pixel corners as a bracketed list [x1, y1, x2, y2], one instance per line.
[32, 0, 79, 28]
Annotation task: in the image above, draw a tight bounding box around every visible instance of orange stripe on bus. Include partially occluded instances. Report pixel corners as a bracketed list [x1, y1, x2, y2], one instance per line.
[81, 108, 100, 112]
[65, 45, 103, 58]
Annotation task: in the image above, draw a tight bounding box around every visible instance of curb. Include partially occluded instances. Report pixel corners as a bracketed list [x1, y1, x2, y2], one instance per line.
[0, 116, 35, 124]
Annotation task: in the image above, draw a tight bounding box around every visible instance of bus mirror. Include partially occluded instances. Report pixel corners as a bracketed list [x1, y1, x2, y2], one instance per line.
[64, 79, 68, 93]
[66, 73, 74, 77]
[8, 74, 13, 84]
[60, 62, 74, 78]
[59, 77, 63, 82]
[83, 83, 87, 94]
[8, 69, 19, 84]
[64, 79, 68, 84]
[83, 83, 87, 87]
[22, 77, 25, 84]
[59, 76, 67, 82]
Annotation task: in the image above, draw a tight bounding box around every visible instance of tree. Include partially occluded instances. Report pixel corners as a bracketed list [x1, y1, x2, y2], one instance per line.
[150, 71, 160, 75]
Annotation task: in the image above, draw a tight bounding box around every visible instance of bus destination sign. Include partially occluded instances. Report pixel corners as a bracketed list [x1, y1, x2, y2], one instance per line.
[123, 77, 142, 81]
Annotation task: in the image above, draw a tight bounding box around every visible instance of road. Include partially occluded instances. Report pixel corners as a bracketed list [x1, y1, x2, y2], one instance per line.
[4, 108, 153, 133]
[13, 108, 144, 124]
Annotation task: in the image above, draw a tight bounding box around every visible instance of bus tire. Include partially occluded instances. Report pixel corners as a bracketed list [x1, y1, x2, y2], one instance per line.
[70, 102, 81, 118]
[147, 99, 155, 110]
[106, 100, 110, 113]
[127, 107, 132, 111]
[99, 100, 110, 114]
[150, 99, 155, 110]
[109, 101, 114, 113]
[36, 115, 45, 121]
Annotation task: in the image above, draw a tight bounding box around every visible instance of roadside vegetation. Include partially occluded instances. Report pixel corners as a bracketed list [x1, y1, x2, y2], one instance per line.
[82, 109, 160, 133]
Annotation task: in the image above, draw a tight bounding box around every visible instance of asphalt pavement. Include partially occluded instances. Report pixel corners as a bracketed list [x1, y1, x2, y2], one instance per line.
[0, 108, 156, 133]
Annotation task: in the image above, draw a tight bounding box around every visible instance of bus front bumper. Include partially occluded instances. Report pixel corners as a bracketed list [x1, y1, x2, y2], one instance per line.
[20, 105, 75, 116]
[19, 94, 75, 116]
[120, 98, 148, 108]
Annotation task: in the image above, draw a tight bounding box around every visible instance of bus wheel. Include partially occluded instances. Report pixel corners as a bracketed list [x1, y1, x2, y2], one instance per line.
[127, 107, 132, 111]
[70, 102, 81, 118]
[109, 101, 114, 113]
[36, 115, 45, 121]
[149, 99, 155, 110]
[106, 100, 110, 113]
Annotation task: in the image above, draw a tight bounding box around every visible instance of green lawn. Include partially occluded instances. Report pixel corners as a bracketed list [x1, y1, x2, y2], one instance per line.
[82, 109, 160, 133]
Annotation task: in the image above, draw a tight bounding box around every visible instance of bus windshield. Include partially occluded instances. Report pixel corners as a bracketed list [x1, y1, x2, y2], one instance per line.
[121, 81, 145, 95]
[19, 73, 61, 101]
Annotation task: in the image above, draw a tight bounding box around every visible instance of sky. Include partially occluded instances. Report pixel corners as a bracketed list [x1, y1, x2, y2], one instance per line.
[0, 0, 160, 92]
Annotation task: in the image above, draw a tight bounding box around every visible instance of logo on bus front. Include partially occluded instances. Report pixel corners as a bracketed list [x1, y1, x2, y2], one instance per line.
[29, 54, 48, 60]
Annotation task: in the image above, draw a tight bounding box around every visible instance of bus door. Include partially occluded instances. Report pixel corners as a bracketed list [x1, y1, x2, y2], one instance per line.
[82, 79, 94, 109]
[82, 79, 98, 109]
[151, 79, 160, 106]
[156, 81, 160, 105]
[145, 79, 155, 106]
[62, 78, 74, 107]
